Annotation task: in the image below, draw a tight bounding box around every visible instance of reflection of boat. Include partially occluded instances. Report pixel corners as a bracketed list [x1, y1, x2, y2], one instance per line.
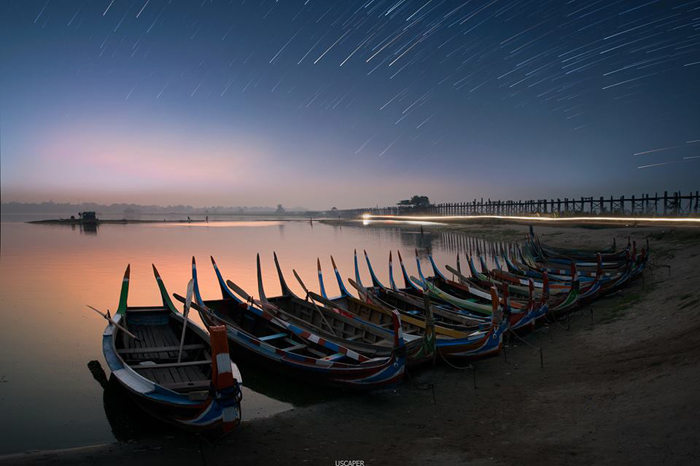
[183, 257, 406, 390]
[234, 357, 339, 406]
[102, 265, 242, 434]
[88, 360, 177, 442]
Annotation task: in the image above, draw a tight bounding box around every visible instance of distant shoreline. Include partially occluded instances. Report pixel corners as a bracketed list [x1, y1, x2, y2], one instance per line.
[27, 217, 326, 225]
[27, 219, 208, 225]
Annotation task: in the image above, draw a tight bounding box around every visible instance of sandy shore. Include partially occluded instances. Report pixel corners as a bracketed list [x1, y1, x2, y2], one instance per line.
[3, 223, 699, 466]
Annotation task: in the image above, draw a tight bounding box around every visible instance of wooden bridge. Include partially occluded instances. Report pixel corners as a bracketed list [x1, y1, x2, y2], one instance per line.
[344, 190, 700, 218]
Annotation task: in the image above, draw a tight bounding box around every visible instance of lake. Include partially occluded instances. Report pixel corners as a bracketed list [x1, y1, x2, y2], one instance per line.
[0, 218, 511, 455]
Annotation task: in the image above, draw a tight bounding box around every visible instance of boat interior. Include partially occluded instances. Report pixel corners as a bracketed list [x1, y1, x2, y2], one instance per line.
[267, 294, 390, 347]
[116, 306, 213, 393]
[201, 298, 356, 364]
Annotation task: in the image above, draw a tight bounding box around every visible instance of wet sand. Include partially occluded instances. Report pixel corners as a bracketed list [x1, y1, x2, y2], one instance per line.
[3, 223, 699, 466]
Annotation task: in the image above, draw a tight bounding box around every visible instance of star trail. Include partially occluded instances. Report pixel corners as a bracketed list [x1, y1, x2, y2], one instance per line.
[0, 0, 698, 208]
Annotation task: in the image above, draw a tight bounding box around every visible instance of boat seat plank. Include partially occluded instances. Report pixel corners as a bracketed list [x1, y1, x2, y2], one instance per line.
[162, 328, 181, 359]
[134, 326, 155, 360]
[145, 326, 163, 359]
[148, 327, 167, 360]
[150, 325, 174, 359]
[306, 348, 327, 358]
[157, 367, 176, 385]
[132, 360, 212, 370]
[162, 380, 211, 392]
[169, 367, 185, 384]
[259, 332, 287, 341]
[183, 366, 208, 383]
[283, 343, 307, 352]
[118, 344, 205, 355]
[320, 352, 345, 361]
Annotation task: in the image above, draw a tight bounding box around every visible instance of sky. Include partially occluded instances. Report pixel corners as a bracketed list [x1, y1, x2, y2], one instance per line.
[1, 0, 699, 210]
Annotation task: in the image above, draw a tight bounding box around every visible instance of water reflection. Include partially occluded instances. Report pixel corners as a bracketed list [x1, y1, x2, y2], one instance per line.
[88, 361, 176, 443]
[0, 219, 518, 455]
[328, 220, 520, 272]
[86, 359, 329, 444]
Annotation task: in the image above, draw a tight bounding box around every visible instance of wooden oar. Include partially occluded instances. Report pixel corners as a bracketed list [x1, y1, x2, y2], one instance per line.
[87, 305, 139, 340]
[225, 279, 276, 312]
[173, 293, 229, 326]
[292, 270, 337, 336]
[347, 278, 374, 303]
[177, 279, 195, 363]
[347, 278, 396, 311]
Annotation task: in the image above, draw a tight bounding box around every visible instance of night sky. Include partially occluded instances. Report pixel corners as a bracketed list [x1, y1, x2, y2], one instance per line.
[1, 0, 698, 209]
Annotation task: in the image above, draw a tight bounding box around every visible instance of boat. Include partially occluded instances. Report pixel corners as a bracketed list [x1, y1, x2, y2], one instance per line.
[101, 264, 243, 434]
[182, 257, 406, 390]
[321, 255, 507, 360]
[425, 254, 549, 331]
[359, 250, 488, 330]
[527, 226, 630, 262]
[243, 253, 438, 367]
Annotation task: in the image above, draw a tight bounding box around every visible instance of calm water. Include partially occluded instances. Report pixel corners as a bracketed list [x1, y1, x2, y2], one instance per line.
[0, 219, 509, 455]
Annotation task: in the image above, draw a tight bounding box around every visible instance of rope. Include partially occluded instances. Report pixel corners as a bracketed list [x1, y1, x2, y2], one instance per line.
[437, 348, 475, 371]
[437, 350, 478, 389]
[507, 329, 545, 369]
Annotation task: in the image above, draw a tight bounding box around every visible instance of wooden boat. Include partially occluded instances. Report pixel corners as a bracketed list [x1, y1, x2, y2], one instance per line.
[453, 251, 586, 316]
[223, 253, 434, 367]
[405, 251, 533, 319]
[527, 226, 629, 262]
[425, 254, 549, 331]
[521, 244, 630, 277]
[321, 255, 507, 360]
[358, 250, 488, 329]
[499, 242, 644, 298]
[185, 257, 406, 390]
[102, 265, 242, 434]
[362, 250, 545, 333]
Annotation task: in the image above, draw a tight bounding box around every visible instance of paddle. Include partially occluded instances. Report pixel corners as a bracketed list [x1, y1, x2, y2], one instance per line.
[176, 279, 194, 363]
[347, 278, 411, 315]
[225, 279, 274, 311]
[445, 264, 470, 284]
[173, 293, 229, 326]
[86, 305, 140, 340]
[292, 270, 337, 336]
[225, 279, 300, 326]
[346, 278, 373, 303]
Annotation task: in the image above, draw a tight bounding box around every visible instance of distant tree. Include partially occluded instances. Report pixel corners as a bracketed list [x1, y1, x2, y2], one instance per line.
[276, 204, 286, 213]
[397, 195, 430, 207]
[331, 207, 338, 212]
